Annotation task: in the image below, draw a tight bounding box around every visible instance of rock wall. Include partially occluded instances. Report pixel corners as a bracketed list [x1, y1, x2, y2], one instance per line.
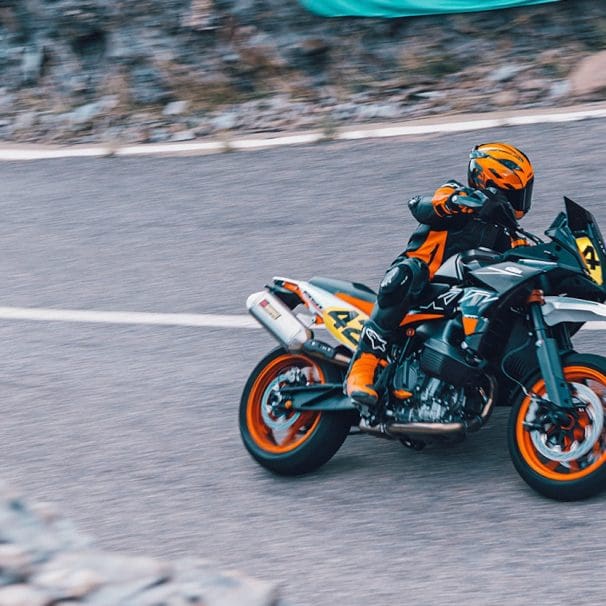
[0, 482, 279, 605]
[1, 0, 606, 143]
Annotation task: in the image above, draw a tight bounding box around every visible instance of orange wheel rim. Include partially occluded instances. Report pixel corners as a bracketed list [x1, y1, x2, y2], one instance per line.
[246, 354, 324, 454]
[516, 366, 606, 481]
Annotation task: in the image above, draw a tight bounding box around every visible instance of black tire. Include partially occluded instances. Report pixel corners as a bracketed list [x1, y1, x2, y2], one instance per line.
[239, 347, 352, 475]
[508, 353, 606, 501]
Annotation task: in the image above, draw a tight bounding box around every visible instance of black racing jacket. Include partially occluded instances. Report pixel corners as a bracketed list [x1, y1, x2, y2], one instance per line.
[398, 180, 522, 277]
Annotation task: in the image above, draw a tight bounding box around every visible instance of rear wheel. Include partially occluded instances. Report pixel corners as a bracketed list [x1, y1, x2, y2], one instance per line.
[508, 354, 606, 500]
[239, 347, 351, 475]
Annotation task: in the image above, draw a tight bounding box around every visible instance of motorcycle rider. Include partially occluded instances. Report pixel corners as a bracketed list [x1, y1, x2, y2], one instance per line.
[345, 142, 534, 416]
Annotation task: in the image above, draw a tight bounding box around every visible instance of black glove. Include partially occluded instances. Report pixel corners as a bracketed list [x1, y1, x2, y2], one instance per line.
[446, 188, 486, 212]
[478, 188, 518, 232]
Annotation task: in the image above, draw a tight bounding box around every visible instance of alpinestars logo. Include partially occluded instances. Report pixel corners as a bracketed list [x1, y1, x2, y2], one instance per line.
[418, 289, 461, 312]
[365, 327, 387, 353]
[460, 289, 498, 306]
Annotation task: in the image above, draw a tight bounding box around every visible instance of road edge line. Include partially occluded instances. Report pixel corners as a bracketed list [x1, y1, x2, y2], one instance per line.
[0, 306, 601, 331]
[3, 103, 606, 161]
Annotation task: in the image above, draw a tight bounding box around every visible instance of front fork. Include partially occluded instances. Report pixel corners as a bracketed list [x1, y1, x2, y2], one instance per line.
[529, 299, 573, 409]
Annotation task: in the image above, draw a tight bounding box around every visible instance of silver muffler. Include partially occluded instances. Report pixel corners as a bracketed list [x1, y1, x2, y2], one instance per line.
[247, 291, 312, 352]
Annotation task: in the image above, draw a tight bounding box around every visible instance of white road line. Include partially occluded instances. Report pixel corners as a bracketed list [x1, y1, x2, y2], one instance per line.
[0, 147, 106, 161]
[3, 103, 606, 161]
[229, 133, 323, 149]
[341, 107, 606, 140]
[340, 118, 503, 140]
[0, 307, 260, 329]
[0, 306, 601, 331]
[116, 141, 225, 156]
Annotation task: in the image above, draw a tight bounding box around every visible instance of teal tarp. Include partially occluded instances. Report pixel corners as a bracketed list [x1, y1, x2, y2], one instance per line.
[300, 0, 559, 18]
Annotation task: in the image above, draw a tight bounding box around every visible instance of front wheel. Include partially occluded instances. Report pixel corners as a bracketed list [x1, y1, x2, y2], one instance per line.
[508, 354, 606, 500]
[239, 347, 352, 475]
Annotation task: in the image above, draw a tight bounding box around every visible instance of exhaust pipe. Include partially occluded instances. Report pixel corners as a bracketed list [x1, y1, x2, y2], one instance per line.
[386, 422, 468, 438]
[385, 377, 495, 440]
[247, 291, 312, 352]
[247, 291, 353, 366]
[359, 377, 496, 440]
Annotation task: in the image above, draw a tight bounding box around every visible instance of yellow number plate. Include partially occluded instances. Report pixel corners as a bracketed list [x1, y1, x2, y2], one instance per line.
[322, 307, 367, 350]
[576, 236, 603, 285]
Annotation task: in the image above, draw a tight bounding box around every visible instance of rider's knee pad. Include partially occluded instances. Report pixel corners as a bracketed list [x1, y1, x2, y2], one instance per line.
[377, 257, 429, 309]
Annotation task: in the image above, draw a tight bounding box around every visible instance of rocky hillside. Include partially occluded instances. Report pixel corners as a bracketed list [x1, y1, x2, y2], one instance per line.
[2, 0, 606, 143]
[0, 482, 280, 605]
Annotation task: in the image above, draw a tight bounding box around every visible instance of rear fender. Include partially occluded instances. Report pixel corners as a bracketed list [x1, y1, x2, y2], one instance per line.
[273, 277, 365, 316]
[273, 276, 370, 351]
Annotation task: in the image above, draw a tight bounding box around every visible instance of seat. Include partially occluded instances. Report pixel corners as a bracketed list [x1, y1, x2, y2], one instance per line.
[432, 255, 464, 285]
[309, 277, 376, 314]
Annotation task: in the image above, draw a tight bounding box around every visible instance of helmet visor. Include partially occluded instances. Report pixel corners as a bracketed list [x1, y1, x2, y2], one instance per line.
[505, 177, 533, 214]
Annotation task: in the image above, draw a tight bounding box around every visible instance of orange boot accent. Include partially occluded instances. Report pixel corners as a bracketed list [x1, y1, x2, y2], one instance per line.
[346, 352, 382, 407]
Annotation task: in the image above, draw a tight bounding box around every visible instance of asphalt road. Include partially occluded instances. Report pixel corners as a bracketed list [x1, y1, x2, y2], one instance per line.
[0, 120, 606, 606]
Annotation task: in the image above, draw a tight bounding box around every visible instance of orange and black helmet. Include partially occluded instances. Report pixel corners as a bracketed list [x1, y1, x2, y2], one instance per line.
[468, 142, 534, 215]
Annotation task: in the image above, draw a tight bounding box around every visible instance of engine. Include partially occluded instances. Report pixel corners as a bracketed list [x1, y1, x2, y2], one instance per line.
[391, 354, 468, 424]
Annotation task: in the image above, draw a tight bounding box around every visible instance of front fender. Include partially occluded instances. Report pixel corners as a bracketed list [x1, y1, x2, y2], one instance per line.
[543, 296, 606, 327]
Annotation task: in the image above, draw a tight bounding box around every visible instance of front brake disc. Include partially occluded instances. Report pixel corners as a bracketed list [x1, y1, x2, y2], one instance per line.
[528, 382, 604, 463]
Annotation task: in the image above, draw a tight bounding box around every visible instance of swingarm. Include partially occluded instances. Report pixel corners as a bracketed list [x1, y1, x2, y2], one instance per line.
[278, 384, 355, 412]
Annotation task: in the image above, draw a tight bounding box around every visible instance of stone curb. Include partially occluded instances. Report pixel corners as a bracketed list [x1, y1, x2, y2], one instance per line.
[0, 482, 280, 606]
[1, 101, 606, 161]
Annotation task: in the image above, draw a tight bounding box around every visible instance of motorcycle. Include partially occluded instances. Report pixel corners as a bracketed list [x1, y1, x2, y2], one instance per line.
[240, 197, 606, 501]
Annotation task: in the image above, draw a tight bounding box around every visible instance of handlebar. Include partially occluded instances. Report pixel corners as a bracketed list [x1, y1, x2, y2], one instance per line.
[451, 192, 544, 245]
[449, 192, 485, 209]
[516, 226, 544, 245]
